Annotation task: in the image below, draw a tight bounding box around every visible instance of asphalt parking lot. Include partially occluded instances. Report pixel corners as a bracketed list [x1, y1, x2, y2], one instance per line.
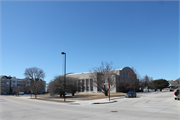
[0, 91, 179, 120]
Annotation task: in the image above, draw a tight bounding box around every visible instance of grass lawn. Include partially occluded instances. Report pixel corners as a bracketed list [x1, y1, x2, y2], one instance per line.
[17, 92, 147, 102]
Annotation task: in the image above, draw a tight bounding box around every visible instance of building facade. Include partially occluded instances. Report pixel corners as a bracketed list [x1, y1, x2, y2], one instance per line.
[66, 67, 138, 93]
[169, 79, 180, 90]
[0, 75, 46, 95]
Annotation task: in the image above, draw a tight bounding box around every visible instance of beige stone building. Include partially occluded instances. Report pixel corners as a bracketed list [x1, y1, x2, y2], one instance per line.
[66, 67, 138, 93]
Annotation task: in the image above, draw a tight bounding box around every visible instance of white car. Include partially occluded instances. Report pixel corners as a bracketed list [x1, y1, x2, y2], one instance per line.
[174, 89, 179, 100]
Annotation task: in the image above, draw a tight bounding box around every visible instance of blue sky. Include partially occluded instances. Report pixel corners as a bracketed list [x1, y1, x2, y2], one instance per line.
[1, 1, 179, 83]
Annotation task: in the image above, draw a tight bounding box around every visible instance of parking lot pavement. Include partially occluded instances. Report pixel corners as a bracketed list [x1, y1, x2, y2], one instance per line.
[0, 92, 180, 120]
[1, 92, 179, 120]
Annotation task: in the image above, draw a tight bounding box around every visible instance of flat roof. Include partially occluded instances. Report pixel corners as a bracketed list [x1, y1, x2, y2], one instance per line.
[66, 69, 122, 76]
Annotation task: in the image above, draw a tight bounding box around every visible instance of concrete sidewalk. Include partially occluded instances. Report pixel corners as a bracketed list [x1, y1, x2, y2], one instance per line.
[70, 96, 124, 105]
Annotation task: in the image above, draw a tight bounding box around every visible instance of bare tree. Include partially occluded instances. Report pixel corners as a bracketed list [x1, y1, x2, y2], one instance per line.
[48, 76, 79, 97]
[48, 80, 59, 97]
[14, 79, 27, 96]
[131, 67, 141, 80]
[130, 79, 139, 92]
[117, 76, 139, 92]
[90, 61, 116, 96]
[148, 77, 157, 91]
[14, 86, 21, 96]
[66, 77, 79, 96]
[144, 75, 150, 92]
[24, 67, 45, 99]
[53, 76, 65, 97]
[117, 79, 131, 93]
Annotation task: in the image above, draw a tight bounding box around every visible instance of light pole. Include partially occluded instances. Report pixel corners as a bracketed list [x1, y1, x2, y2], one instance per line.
[61, 52, 66, 102]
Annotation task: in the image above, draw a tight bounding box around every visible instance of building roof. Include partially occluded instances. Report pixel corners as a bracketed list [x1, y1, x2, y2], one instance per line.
[169, 80, 179, 87]
[0, 75, 12, 80]
[4, 76, 12, 79]
[66, 69, 122, 76]
[0, 76, 4, 79]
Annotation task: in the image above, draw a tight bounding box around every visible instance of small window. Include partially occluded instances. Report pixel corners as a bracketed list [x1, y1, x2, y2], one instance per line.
[122, 73, 124, 77]
[86, 79, 89, 85]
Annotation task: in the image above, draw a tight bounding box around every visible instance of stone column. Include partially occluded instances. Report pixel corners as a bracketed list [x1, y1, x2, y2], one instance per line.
[90, 79, 92, 92]
[90, 79, 94, 92]
[80, 80, 82, 92]
[89, 79, 91, 92]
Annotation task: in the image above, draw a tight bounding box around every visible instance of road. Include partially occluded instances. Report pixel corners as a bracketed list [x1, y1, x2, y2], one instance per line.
[0, 92, 179, 120]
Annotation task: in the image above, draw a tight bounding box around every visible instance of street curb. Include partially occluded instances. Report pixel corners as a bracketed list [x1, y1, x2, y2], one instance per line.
[92, 100, 117, 104]
[69, 103, 80, 105]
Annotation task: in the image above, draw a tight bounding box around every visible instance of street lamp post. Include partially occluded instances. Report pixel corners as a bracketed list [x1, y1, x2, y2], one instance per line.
[61, 52, 66, 102]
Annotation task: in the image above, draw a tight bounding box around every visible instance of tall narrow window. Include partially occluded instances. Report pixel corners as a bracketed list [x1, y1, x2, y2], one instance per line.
[82, 80, 85, 92]
[90, 79, 93, 91]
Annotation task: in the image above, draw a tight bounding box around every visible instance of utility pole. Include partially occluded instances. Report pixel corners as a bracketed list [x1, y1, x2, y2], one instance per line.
[61, 52, 66, 102]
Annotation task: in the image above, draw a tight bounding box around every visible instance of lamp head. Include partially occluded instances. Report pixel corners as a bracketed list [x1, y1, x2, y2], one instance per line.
[61, 52, 65, 54]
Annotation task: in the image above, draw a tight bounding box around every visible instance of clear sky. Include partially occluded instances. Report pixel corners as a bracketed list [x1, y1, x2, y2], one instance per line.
[1, 1, 179, 83]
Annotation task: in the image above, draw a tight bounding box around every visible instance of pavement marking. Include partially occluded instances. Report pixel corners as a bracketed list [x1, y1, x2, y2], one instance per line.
[0, 96, 30, 106]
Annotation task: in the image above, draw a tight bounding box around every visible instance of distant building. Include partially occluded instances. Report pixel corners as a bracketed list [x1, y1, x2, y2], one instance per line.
[0, 75, 46, 95]
[0, 76, 12, 94]
[169, 79, 179, 89]
[65, 67, 138, 93]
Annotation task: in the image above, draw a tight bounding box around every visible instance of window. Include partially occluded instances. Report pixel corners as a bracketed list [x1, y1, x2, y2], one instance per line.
[82, 80, 85, 92]
[125, 72, 128, 78]
[86, 79, 89, 85]
[91, 87, 93, 91]
[86, 87, 89, 91]
[90, 79, 93, 91]
[7, 82, 9, 84]
[17, 81, 21, 84]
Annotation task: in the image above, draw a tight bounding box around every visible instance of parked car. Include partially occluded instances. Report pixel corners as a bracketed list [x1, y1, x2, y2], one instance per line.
[170, 89, 174, 92]
[174, 89, 179, 100]
[18, 92, 24, 95]
[125, 91, 136, 98]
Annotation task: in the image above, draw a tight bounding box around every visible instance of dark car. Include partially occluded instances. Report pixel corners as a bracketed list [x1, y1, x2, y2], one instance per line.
[125, 91, 136, 98]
